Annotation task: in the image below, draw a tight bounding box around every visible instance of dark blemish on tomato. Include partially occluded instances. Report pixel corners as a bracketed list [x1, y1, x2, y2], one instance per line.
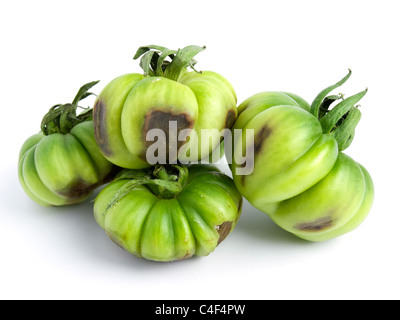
[225, 109, 236, 129]
[216, 221, 233, 245]
[254, 125, 273, 156]
[240, 125, 273, 185]
[142, 109, 194, 160]
[295, 215, 334, 232]
[58, 165, 118, 204]
[57, 179, 94, 203]
[93, 99, 113, 157]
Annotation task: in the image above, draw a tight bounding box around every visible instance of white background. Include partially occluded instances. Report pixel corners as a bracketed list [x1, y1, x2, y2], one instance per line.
[1, 0, 399, 300]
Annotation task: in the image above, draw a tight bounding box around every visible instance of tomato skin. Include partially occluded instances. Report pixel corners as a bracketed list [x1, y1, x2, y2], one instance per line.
[267, 153, 374, 241]
[230, 91, 374, 241]
[94, 164, 243, 261]
[93, 70, 237, 169]
[18, 121, 116, 206]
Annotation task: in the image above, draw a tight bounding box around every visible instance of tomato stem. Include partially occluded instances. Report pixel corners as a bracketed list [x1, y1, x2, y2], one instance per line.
[320, 89, 367, 133]
[310, 69, 352, 118]
[309, 70, 367, 151]
[319, 88, 367, 150]
[331, 106, 362, 150]
[318, 93, 344, 119]
[106, 165, 189, 210]
[40, 81, 99, 135]
[133, 45, 206, 81]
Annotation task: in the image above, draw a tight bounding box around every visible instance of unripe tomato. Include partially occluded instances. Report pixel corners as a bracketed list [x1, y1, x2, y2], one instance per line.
[94, 164, 242, 261]
[18, 81, 117, 206]
[230, 71, 374, 241]
[93, 45, 237, 169]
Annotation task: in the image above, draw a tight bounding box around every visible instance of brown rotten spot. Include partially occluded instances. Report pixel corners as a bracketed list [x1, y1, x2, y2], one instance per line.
[253, 125, 273, 156]
[240, 125, 273, 185]
[57, 179, 95, 203]
[216, 221, 233, 245]
[224, 109, 236, 129]
[216, 198, 242, 245]
[93, 99, 113, 157]
[142, 109, 194, 158]
[295, 215, 333, 232]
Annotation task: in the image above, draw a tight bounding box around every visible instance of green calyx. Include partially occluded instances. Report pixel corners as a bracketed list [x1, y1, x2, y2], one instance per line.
[41, 80, 99, 135]
[106, 165, 189, 211]
[310, 69, 367, 151]
[133, 44, 206, 81]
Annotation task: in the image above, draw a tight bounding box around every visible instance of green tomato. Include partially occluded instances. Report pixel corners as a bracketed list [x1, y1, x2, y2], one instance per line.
[93, 45, 237, 169]
[18, 81, 117, 207]
[94, 164, 243, 261]
[230, 71, 374, 241]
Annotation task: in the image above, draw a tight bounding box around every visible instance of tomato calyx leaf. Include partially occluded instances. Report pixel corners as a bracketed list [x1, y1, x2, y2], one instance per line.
[40, 80, 99, 135]
[318, 94, 344, 119]
[309, 70, 368, 151]
[105, 165, 189, 211]
[310, 69, 352, 117]
[319, 88, 367, 151]
[133, 45, 206, 80]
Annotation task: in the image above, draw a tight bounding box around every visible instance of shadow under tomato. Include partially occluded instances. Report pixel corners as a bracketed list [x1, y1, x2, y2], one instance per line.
[234, 198, 310, 245]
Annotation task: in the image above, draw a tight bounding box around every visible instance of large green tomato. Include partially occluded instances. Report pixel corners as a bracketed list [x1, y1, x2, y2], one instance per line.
[93, 45, 237, 169]
[18, 82, 117, 206]
[94, 164, 243, 262]
[230, 71, 374, 241]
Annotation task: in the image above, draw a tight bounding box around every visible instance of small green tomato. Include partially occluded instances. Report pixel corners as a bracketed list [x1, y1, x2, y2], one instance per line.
[94, 164, 243, 261]
[230, 70, 374, 241]
[18, 81, 117, 206]
[93, 45, 237, 169]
